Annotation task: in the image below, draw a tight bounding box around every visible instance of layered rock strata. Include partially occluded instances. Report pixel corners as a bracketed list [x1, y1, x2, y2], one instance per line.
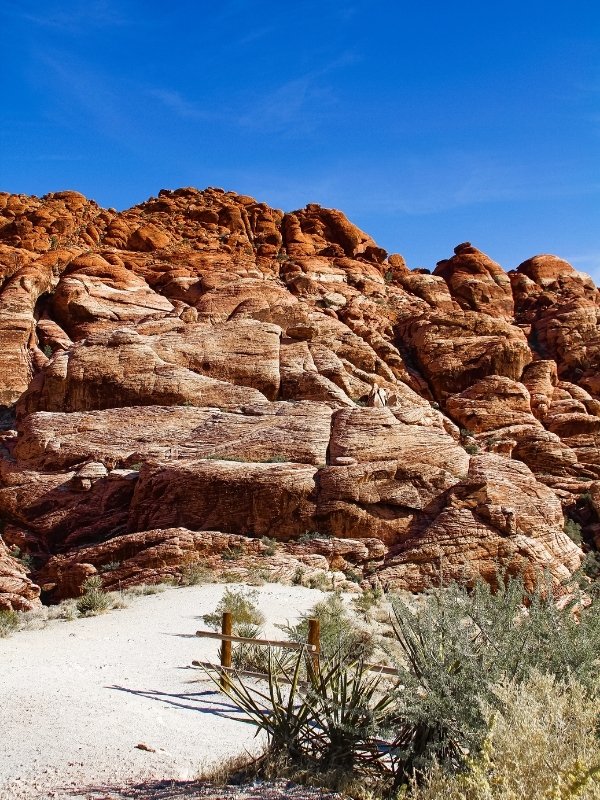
[0, 189, 596, 608]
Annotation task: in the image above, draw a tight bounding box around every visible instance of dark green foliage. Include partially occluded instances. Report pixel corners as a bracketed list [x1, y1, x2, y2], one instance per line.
[8, 545, 34, 571]
[260, 536, 278, 556]
[222, 545, 244, 561]
[564, 517, 583, 544]
[298, 530, 330, 543]
[211, 575, 600, 795]
[210, 650, 395, 790]
[98, 560, 121, 573]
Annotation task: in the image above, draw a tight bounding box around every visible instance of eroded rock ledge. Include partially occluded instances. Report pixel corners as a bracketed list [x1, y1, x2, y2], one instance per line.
[0, 188, 596, 608]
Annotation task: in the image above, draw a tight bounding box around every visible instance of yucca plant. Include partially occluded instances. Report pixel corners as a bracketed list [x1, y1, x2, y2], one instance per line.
[301, 653, 396, 778]
[205, 647, 397, 791]
[207, 648, 315, 768]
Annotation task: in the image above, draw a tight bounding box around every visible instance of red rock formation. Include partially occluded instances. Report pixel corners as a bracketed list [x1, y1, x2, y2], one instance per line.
[0, 186, 596, 607]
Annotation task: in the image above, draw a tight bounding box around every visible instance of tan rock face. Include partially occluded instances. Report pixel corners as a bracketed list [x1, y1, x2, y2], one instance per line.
[0, 539, 41, 611]
[0, 186, 596, 605]
[434, 242, 514, 318]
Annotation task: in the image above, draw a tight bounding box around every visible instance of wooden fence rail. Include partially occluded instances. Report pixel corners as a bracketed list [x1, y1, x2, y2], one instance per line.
[194, 611, 398, 688]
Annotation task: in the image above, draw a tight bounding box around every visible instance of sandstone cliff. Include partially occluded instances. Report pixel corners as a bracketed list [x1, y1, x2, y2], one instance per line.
[0, 187, 596, 609]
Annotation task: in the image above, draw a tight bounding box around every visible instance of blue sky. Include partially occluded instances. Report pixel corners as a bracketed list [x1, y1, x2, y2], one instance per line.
[1, 0, 599, 277]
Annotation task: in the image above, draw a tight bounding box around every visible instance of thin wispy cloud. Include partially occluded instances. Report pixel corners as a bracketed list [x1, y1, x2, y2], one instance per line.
[35, 50, 140, 146]
[147, 89, 210, 121]
[1, 0, 130, 32]
[236, 26, 276, 46]
[237, 51, 359, 134]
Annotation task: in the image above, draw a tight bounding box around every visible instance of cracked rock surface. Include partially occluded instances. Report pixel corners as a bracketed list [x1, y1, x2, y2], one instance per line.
[0, 188, 596, 608]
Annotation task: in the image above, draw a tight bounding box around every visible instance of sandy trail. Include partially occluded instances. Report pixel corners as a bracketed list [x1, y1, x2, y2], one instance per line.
[0, 583, 325, 800]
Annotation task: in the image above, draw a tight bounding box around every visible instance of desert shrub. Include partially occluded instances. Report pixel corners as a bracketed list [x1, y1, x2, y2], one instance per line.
[387, 575, 600, 780]
[564, 517, 583, 544]
[280, 591, 375, 662]
[205, 576, 600, 796]
[298, 530, 330, 543]
[582, 551, 600, 583]
[107, 591, 128, 610]
[202, 587, 265, 631]
[222, 545, 243, 561]
[464, 443, 479, 455]
[221, 570, 245, 583]
[292, 566, 306, 585]
[409, 672, 600, 800]
[260, 536, 277, 556]
[353, 586, 384, 621]
[306, 571, 333, 591]
[46, 599, 78, 621]
[231, 622, 270, 672]
[76, 576, 111, 616]
[0, 609, 19, 637]
[8, 545, 34, 571]
[180, 562, 211, 585]
[343, 568, 362, 584]
[98, 560, 121, 573]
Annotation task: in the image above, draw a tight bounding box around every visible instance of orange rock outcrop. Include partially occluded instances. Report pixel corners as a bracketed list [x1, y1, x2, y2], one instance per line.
[0, 187, 597, 608]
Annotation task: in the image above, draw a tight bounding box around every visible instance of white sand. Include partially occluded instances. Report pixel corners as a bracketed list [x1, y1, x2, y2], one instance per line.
[0, 583, 325, 800]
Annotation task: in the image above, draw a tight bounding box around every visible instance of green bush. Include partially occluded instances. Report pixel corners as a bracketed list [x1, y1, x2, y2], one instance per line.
[180, 562, 211, 585]
[8, 545, 34, 572]
[211, 650, 395, 793]
[0, 609, 19, 637]
[202, 587, 265, 631]
[298, 530, 330, 543]
[564, 517, 583, 545]
[280, 591, 375, 662]
[260, 536, 277, 556]
[208, 576, 600, 796]
[76, 576, 111, 616]
[307, 571, 333, 591]
[222, 545, 243, 561]
[352, 586, 384, 620]
[387, 575, 600, 781]
[409, 672, 600, 800]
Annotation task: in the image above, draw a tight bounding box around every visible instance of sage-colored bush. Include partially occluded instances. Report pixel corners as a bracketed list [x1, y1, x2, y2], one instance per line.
[387, 575, 600, 779]
[280, 591, 375, 661]
[0, 608, 19, 637]
[202, 587, 265, 630]
[409, 672, 600, 800]
[76, 576, 111, 616]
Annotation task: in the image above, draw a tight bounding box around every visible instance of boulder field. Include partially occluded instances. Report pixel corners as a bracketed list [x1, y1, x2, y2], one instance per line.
[0, 186, 596, 609]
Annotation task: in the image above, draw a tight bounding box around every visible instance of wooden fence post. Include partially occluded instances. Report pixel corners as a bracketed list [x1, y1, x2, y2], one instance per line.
[220, 611, 232, 690]
[307, 617, 320, 673]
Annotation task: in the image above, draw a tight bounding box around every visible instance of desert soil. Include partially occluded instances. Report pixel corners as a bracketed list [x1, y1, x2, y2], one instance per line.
[0, 583, 328, 800]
